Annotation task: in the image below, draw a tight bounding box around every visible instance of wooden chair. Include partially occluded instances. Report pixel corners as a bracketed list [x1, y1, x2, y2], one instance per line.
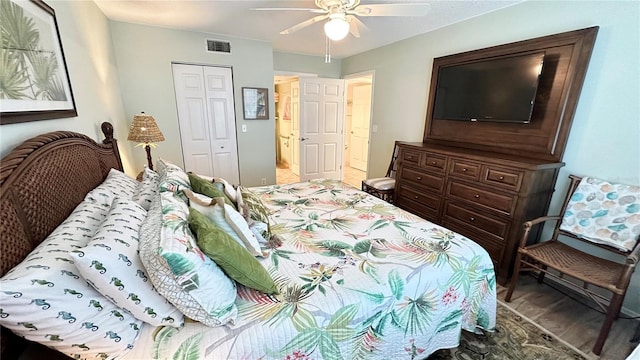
[505, 174, 640, 355]
[361, 142, 399, 203]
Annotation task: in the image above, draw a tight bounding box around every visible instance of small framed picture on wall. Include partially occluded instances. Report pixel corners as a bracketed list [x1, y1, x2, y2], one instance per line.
[242, 87, 269, 120]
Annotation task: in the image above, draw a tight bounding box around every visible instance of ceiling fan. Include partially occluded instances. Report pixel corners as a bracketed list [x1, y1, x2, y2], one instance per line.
[253, 0, 431, 41]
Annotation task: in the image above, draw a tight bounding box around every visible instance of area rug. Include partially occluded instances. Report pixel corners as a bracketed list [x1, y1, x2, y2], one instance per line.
[427, 300, 593, 360]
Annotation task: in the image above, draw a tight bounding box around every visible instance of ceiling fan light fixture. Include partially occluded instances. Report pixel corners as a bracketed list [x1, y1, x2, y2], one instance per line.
[324, 17, 349, 41]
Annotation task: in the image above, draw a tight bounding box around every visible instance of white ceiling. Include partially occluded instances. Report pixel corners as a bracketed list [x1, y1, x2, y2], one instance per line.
[94, 0, 522, 59]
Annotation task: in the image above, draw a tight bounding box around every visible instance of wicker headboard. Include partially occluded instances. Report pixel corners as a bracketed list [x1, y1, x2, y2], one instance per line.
[0, 122, 123, 358]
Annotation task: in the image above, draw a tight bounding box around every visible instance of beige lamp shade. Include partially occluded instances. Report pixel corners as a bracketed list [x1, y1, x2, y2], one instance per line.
[127, 112, 165, 144]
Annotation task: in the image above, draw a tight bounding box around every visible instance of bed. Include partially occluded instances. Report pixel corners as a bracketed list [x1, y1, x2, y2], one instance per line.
[0, 123, 496, 360]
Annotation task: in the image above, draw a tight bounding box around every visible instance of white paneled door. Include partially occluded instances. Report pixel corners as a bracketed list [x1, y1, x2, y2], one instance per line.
[349, 84, 371, 171]
[298, 77, 345, 182]
[172, 64, 240, 184]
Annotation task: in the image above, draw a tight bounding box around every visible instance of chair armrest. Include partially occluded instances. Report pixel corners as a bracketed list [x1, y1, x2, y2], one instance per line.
[523, 215, 562, 229]
[518, 215, 562, 248]
[626, 238, 640, 265]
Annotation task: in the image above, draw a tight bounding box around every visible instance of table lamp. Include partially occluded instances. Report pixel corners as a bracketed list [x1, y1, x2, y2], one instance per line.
[127, 112, 165, 171]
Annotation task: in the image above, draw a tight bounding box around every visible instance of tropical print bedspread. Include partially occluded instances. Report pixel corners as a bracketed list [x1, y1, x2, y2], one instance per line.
[125, 180, 496, 360]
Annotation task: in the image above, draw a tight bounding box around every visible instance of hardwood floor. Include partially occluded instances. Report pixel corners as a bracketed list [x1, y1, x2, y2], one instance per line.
[498, 274, 639, 360]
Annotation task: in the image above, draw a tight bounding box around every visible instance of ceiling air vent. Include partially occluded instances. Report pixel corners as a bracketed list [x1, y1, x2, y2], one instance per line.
[206, 39, 231, 54]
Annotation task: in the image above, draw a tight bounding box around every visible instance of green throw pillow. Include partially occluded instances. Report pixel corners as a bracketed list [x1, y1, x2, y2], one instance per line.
[188, 173, 234, 206]
[188, 208, 278, 294]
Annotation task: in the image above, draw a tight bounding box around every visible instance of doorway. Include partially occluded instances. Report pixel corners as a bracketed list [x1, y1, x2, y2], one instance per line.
[343, 72, 374, 188]
[274, 72, 374, 188]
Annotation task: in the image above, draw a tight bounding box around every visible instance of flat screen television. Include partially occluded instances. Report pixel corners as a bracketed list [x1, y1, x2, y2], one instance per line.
[432, 52, 545, 124]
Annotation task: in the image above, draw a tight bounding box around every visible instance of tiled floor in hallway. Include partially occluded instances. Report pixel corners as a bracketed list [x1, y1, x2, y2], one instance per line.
[276, 163, 366, 189]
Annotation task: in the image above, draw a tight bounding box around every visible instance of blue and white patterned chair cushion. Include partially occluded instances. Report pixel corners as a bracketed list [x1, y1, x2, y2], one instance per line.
[560, 177, 640, 252]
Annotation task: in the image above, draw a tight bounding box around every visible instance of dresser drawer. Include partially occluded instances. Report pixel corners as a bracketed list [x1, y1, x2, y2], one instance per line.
[442, 215, 505, 266]
[443, 202, 509, 238]
[442, 204, 508, 264]
[396, 195, 439, 223]
[447, 181, 515, 215]
[423, 153, 447, 173]
[401, 150, 421, 165]
[449, 158, 481, 180]
[400, 167, 444, 192]
[397, 185, 440, 211]
[482, 166, 523, 191]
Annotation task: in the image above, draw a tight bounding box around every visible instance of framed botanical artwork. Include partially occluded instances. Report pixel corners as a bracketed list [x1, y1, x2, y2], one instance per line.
[242, 87, 269, 120]
[0, 0, 77, 125]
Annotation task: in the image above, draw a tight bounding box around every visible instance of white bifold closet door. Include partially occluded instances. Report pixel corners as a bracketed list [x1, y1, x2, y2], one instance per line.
[172, 64, 240, 184]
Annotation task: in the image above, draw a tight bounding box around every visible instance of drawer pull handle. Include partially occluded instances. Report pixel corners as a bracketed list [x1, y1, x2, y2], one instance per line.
[499, 176, 505, 180]
[474, 194, 480, 199]
[407, 156, 413, 159]
[416, 176, 422, 180]
[431, 161, 437, 165]
[414, 196, 419, 199]
[462, 168, 467, 172]
[469, 217, 476, 221]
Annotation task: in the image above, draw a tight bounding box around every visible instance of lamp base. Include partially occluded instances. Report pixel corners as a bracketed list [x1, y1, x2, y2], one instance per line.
[145, 144, 154, 171]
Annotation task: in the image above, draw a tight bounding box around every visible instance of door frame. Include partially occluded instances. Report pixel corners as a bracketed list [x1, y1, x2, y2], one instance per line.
[274, 71, 318, 179]
[343, 70, 375, 177]
[273, 70, 375, 183]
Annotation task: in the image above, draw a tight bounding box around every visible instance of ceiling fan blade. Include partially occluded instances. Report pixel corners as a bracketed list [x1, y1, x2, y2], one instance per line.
[251, 7, 326, 13]
[347, 15, 367, 38]
[280, 14, 329, 35]
[351, 3, 431, 17]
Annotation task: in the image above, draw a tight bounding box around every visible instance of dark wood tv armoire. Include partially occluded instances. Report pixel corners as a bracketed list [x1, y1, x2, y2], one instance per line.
[394, 26, 599, 285]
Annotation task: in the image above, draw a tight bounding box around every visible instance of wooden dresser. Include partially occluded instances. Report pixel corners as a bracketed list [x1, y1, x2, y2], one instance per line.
[395, 142, 564, 285]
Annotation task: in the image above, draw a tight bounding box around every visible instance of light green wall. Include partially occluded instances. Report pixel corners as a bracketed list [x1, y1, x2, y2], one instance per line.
[273, 52, 342, 78]
[0, 0, 135, 175]
[109, 22, 276, 187]
[342, 0, 640, 314]
[2, 0, 637, 314]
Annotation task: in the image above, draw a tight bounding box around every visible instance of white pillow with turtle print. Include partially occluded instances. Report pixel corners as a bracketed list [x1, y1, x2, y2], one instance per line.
[71, 198, 183, 327]
[0, 199, 142, 359]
